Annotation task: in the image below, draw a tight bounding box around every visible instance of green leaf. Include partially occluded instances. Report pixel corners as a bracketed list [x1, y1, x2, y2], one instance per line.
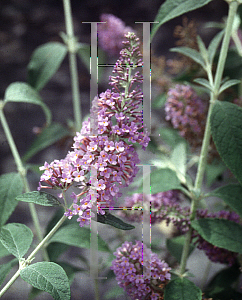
[193, 78, 212, 91]
[151, 0, 212, 40]
[210, 101, 242, 185]
[170, 142, 187, 182]
[135, 168, 181, 194]
[204, 263, 241, 299]
[27, 42, 67, 91]
[0, 173, 24, 226]
[49, 223, 110, 252]
[22, 122, 71, 162]
[150, 168, 181, 194]
[0, 223, 33, 259]
[208, 30, 224, 65]
[167, 235, 194, 262]
[207, 184, 242, 218]
[197, 36, 208, 61]
[191, 218, 242, 254]
[158, 127, 186, 148]
[218, 79, 240, 94]
[20, 262, 70, 300]
[170, 47, 206, 69]
[0, 259, 18, 287]
[97, 212, 135, 230]
[0, 240, 10, 259]
[4, 82, 51, 126]
[16, 191, 61, 207]
[164, 277, 202, 300]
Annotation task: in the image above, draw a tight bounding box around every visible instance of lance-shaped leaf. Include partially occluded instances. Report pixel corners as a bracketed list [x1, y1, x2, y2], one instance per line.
[170, 47, 206, 69]
[211, 101, 242, 185]
[16, 191, 61, 207]
[206, 184, 242, 218]
[49, 223, 110, 252]
[28, 42, 67, 91]
[4, 82, 51, 126]
[193, 78, 212, 91]
[151, 0, 212, 40]
[142, 168, 182, 194]
[0, 223, 33, 259]
[0, 172, 23, 226]
[170, 142, 187, 183]
[197, 35, 208, 61]
[208, 30, 224, 65]
[218, 79, 240, 94]
[191, 218, 242, 254]
[97, 212, 135, 230]
[164, 277, 202, 300]
[20, 262, 70, 300]
[22, 122, 70, 162]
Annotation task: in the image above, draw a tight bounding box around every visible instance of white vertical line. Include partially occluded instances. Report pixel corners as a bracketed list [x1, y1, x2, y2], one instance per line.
[82, 21, 106, 280]
[142, 164, 151, 277]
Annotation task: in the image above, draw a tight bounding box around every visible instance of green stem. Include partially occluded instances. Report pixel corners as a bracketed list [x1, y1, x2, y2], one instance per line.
[179, 0, 239, 275]
[0, 103, 24, 175]
[63, 0, 82, 131]
[0, 104, 49, 262]
[0, 215, 67, 298]
[213, 1, 239, 99]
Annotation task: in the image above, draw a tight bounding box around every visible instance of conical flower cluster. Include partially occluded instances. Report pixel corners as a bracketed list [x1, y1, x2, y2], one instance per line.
[165, 84, 207, 148]
[38, 32, 150, 227]
[111, 240, 171, 300]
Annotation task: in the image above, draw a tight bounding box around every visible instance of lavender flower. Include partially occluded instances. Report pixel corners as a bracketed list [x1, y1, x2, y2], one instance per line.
[98, 14, 133, 56]
[192, 210, 240, 265]
[165, 84, 207, 148]
[111, 240, 171, 300]
[38, 33, 150, 227]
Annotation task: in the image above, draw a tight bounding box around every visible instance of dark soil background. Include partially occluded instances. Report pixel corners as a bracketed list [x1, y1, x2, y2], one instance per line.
[0, 0, 230, 299]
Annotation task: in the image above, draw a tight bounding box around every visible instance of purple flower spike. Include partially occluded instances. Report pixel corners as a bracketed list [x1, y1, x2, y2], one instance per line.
[111, 240, 171, 299]
[165, 84, 207, 148]
[38, 32, 150, 227]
